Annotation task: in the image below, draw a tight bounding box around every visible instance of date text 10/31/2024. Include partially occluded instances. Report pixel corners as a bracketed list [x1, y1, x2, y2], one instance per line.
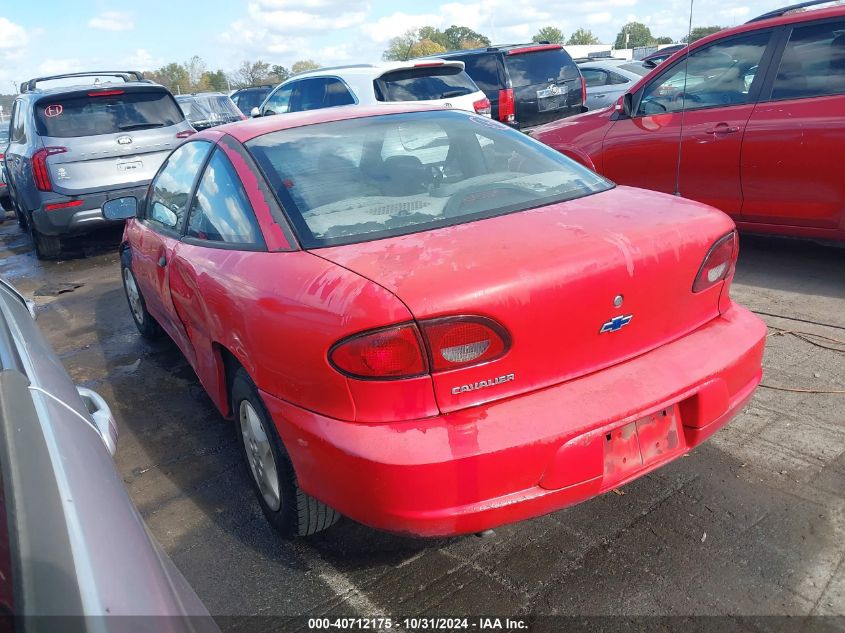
[307, 617, 529, 630]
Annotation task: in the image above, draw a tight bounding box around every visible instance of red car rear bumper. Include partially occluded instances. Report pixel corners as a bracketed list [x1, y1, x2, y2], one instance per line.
[262, 304, 766, 537]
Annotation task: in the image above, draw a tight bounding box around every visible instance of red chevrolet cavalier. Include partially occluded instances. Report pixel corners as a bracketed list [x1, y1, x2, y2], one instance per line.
[104, 105, 766, 537]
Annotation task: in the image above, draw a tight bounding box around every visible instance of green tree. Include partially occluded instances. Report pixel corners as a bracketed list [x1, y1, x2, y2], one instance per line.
[683, 26, 723, 43]
[443, 25, 490, 49]
[383, 29, 420, 61]
[655, 36, 675, 45]
[532, 26, 565, 45]
[149, 62, 190, 93]
[409, 38, 447, 57]
[203, 69, 229, 92]
[230, 60, 271, 88]
[270, 65, 291, 82]
[566, 28, 600, 45]
[291, 59, 320, 75]
[614, 22, 654, 48]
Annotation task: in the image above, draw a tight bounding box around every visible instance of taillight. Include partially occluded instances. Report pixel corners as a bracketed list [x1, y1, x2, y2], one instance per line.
[329, 324, 427, 379]
[176, 130, 196, 139]
[88, 90, 125, 97]
[473, 97, 491, 116]
[498, 89, 515, 124]
[44, 200, 83, 212]
[580, 75, 587, 106]
[329, 316, 511, 379]
[32, 146, 67, 192]
[692, 232, 738, 293]
[420, 316, 510, 372]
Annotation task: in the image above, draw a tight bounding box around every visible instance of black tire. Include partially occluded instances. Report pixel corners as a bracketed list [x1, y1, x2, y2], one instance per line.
[232, 369, 340, 538]
[120, 263, 161, 340]
[29, 221, 62, 260]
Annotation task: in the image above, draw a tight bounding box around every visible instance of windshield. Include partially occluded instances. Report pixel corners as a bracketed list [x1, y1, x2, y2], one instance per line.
[35, 89, 184, 138]
[177, 94, 242, 124]
[374, 66, 478, 101]
[233, 87, 273, 114]
[621, 62, 650, 76]
[505, 49, 580, 87]
[247, 110, 611, 248]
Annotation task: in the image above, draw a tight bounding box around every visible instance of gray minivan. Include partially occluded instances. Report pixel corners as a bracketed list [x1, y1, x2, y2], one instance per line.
[3, 71, 195, 259]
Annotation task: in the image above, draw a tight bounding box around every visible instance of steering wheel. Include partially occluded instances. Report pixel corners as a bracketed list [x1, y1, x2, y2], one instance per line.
[673, 91, 702, 104]
[441, 183, 539, 218]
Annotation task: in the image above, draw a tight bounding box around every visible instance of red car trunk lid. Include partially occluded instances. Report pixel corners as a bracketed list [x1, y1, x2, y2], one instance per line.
[317, 186, 735, 413]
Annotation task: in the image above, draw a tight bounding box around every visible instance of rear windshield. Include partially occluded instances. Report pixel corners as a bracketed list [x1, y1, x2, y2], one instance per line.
[505, 49, 580, 87]
[374, 66, 478, 101]
[247, 110, 611, 248]
[35, 90, 184, 138]
[621, 62, 651, 76]
[177, 94, 241, 123]
[232, 87, 273, 113]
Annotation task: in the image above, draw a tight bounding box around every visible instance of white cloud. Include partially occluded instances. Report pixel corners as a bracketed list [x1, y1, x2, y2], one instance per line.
[125, 48, 161, 71]
[360, 12, 442, 42]
[0, 17, 28, 48]
[586, 12, 614, 24]
[88, 11, 135, 31]
[36, 58, 84, 76]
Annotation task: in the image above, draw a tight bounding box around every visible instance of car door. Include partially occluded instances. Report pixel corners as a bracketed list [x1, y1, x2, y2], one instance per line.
[741, 18, 845, 232]
[169, 147, 266, 399]
[602, 30, 773, 217]
[5, 100, 27, 209]
[132, 140, 212, 360]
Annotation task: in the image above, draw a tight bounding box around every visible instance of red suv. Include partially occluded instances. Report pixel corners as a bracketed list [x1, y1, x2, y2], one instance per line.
[532, 2, 845, 244]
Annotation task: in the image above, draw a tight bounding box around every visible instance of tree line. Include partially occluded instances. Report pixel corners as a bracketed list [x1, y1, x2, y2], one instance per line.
[383, 23, 727, 62]
[138, 22, 727, 93]
[143, 56, 322, 94]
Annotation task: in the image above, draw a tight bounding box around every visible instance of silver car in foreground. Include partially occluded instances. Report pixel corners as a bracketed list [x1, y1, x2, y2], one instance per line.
[4, 71, 195, 259]
[0, 277, 215, 627]
[576, 59, 651, 110]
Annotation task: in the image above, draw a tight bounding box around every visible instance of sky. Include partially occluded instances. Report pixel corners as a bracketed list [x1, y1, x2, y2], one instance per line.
[0, 0, 784, 90]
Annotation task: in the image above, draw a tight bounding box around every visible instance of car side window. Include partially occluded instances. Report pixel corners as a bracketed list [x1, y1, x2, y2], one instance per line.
[294, 78, 350, 112]
[263, 84, 294, 116]
[10, 101, 25, 143]
[581, 69, 609, 87]
[637, 31, 771, 115]
[186, 149, 264, 246]
[146, 141, 212, 234]
[324, 79, 355, 107]
[771, 19, 845, 100]
[456, 55, 500, 92]
[607, 71, 630, 85]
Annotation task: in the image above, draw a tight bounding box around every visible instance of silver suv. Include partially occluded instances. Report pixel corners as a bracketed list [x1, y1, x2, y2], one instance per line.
[3, 71, 195, 259]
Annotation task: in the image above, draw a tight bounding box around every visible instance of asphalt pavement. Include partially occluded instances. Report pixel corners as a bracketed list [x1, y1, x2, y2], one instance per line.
[0, 216, 842, 628]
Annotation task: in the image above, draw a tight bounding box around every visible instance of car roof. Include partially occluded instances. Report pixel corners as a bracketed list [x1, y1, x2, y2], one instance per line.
[433, 42, 566, 58]
[683, 3, 845, 51]
[20, 80, 165, 99]
[285, 59, 465, 83]
[204, 103, 448, 143]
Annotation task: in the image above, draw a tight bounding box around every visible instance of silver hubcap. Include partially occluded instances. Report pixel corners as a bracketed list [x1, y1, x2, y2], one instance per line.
[123, 268, 144, 324]
[239, 400, 281, 511]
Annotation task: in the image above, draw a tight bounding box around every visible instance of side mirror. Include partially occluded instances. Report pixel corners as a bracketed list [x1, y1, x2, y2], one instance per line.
[250, 107, 261, 118]
[623, 93, 634, 117]
[102, 197, 138, 220]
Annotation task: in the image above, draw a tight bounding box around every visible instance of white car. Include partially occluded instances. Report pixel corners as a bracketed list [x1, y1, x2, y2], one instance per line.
[254, 60, 491, 118]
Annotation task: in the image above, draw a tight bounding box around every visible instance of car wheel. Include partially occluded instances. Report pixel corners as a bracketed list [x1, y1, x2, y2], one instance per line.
[232, 368, 340, 538]
[120, 263, 161, 339]
[29, 219, 62, 260]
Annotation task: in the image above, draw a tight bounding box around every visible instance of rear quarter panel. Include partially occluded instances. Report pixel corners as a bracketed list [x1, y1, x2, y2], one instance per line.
[167, 247, 438, 422]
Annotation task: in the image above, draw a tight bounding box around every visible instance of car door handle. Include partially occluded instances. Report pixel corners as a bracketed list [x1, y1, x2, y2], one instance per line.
[706, 123, 740, 135]
[594, 94, 607, 98]
[157, 256, 167, 268]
